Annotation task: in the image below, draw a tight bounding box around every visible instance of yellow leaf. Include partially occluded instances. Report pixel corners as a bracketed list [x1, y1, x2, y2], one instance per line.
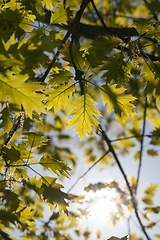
[0, 71, 46, 118]
[100, 84, 136, 118]
[45, 82, 75, 112]
[68, 94, 101, 140]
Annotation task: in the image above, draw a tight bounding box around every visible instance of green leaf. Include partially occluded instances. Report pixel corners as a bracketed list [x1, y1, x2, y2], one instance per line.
[101, 53, 131, 84]
[146, 221, 156, 229]
[3, 189, 20, 212]
[107, 236, 128, 240]
[15, 168, 29, 180]
[100, 84, 136, 118]
[145, 206, 160, 214]
[0, 71, 46, 118]
[44, 0, 59, 9]
[60, 42, 85, 69]
[90, 36, 122, 55]
[20, 207, 35, 220]
[150, 127, 160, 145]
[133, 19, 151, 35]
[145, 25, 160, 41]
[49, 70, 74, 87]
[0, 209, 20, 226]
[141, 62, 160, 94]
[68, 94, 101, 140]
[134, 151, 140, 161]
[142, 184, 158, 205]
[84, 182, 107, 192]
[45, 82, 75, 112]
[39, 155, 71, 178]
[51, 5, 74, 24]
[145, 183, 158, 195]
[41, 176, 69, 210]
[142, 195, 154, 205]
[2, 145, 20, 164]
[155, 234, 160, 239]
[22, 132, 49, 148]
[85, 37, 121, 70]
[0, 106, 12, 133]
[147, 149, 158, 157]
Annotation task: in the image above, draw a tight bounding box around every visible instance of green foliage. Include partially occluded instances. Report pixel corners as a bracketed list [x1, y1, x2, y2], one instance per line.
[107, 236, 128, 240]
[100, 84, 136, 118]
[39, 155, 71, 177]
[0, 0, 160, 239]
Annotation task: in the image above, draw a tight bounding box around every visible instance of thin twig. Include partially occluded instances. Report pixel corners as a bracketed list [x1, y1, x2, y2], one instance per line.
[110, 134, 153, 142]
[90, 0, 125, 41]
[99, 125, 151, 240]
[135, 96, 148, 194]
[67, 150, 109, 193]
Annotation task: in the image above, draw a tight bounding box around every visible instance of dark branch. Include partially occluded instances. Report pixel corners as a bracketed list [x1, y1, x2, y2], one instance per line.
[135, 96, 148, 194]
[99, 125, 151, 240]
[90, 0, 125, 41]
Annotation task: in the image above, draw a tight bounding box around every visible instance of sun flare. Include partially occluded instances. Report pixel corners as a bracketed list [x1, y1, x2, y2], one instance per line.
[84, 188, 118, 222]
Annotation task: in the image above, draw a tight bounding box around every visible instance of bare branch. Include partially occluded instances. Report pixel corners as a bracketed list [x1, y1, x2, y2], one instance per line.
[135, 96, 148, 194]
[99, 124, 151, 240]
[111, 134, 153, 142]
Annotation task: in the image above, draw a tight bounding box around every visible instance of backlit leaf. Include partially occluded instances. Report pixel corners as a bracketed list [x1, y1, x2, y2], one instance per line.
[41, 176, 69, 210]
[107, 236, 128, 240]
[68, 94, 101, 140]
[51, 5, 74, 24]
[141, 62, 160, 94]
[22, 132, 49, 148]
[84, 182, 107, 192]
[101, 53, 130, 84]
[39, 155, 71, 178]
[145, 25, 160, 41]
[49, 70, 74, 87]
[2, 145, 20, 164]
[0, 71, 46, 118]
[147, 149, 158, 157]
[0, 106, 12, 133]
[45, 82, 75, 111]
[145, 206, 160, 214]
[100, 84, 136, 118]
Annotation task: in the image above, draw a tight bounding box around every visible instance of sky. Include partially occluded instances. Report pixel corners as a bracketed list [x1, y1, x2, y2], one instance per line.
[62, 120, 160, 240]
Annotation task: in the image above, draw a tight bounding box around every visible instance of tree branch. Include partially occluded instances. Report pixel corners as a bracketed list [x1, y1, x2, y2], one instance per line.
[90, 0, 125, 41]
[135, 96, 148, 194]
[99, 124, 151, 240]
[43, 10, 139, 38]
[110, 134, 154, 142]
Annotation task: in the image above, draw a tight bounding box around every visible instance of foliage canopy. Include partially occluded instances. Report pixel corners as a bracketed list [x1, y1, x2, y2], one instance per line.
[0, 0, 160, 240]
